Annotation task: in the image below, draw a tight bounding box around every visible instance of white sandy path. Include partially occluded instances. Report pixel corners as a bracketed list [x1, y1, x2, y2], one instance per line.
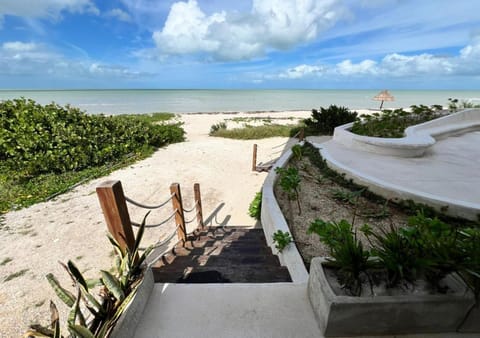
[0, 110, 315, 337]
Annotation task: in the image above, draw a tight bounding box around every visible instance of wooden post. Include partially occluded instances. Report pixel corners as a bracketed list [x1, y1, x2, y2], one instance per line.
[170, 183, 187, 243]
[252, 144, 258, 172]
[96, 180, 135, 255]
[299, 128, 305, 142]
[194, 183, 204, 229]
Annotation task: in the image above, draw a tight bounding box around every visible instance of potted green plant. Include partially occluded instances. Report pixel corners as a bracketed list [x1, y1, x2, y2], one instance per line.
[307, 215, 475, 336]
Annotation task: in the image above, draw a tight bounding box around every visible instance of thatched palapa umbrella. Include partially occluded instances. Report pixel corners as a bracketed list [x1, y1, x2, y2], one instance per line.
[373, 90, 394, 109]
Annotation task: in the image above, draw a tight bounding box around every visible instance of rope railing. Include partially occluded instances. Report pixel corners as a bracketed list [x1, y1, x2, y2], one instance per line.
[182, 200, 199, 213]
[97, 180, 205, 255]
[131, 210, 177, 228]
[125, 193, 174, 210]
[184, 213, 199, 224]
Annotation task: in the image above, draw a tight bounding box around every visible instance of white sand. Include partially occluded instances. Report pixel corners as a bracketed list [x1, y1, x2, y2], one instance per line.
[0, 110, 321, 336]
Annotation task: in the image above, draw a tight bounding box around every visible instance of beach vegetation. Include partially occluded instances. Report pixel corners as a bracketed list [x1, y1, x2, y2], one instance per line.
[303, 105, 358, 135]
[248, 191, 262, 221]
[25, 214, 153, 337]
[308, 219, 373, 296]
[209, 122, 302, 139]
[272, 230, 293, 253]
[275, 167, 301, 215]
[209, 121, 227, 134]
[0, 98, 185, 213]
[351, 105, 444, 138]
[448, 98, 480, 111]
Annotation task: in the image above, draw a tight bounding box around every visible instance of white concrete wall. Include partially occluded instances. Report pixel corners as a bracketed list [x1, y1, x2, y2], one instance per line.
[261, 148, 309, 284]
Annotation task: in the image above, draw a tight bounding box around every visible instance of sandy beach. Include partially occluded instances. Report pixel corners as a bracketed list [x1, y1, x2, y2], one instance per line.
[0, 110, 325, 336]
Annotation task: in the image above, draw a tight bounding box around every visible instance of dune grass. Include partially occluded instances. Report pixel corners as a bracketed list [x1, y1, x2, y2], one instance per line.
[209, 123, 303, 140]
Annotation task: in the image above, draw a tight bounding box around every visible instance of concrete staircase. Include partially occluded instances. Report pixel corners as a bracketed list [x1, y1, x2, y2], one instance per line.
[151, 226, 291, 283]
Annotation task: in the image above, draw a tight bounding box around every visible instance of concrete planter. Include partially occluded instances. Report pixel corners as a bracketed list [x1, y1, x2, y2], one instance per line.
[110, 267, 155, 338]
[308, 257, 474, 337]
[458, 304, 480, 333]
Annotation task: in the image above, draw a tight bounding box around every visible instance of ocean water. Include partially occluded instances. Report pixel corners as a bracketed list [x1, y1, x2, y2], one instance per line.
[0, 89, 479, 114]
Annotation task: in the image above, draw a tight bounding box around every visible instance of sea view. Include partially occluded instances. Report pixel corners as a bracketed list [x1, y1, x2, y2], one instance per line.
[1, 89, 479, 115]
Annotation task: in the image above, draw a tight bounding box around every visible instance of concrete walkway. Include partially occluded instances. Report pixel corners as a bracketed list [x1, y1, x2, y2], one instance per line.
[316, 131, 480, 219]
[134, 283, 322, 338]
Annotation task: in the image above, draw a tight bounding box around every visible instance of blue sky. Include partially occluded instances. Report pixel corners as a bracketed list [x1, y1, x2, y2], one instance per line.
[1, 0, 479, 89]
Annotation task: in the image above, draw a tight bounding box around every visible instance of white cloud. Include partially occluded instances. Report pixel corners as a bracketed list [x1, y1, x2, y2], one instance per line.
[274, 38, 480, 80]
[153, 0, 348, 61]
[0, 40, 142, 79]
[106, 8, 132, 22]
[2, 41, 37, 52]
[279, 64, 325, 79]
[0, 0, 99, 21]
[379, 53, 454, 77]
[336, 59, 377, 75]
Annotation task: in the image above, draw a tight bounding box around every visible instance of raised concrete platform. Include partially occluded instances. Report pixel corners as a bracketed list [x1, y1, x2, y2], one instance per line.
[134, 283, 322, 338]
[317, 130, 480, 220]
[333, 109, 480, 157]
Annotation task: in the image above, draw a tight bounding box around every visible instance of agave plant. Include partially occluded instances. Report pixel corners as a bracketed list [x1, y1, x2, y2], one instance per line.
[25, 213, 153, 338]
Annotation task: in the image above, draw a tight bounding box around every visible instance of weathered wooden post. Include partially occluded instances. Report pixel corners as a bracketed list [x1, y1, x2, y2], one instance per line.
[299, 128, 305, 142]
[194, 183, 204, 229]
[170, 183, 187, 243]
[96, 180, 135, 254]
[252, 144, 258, 172]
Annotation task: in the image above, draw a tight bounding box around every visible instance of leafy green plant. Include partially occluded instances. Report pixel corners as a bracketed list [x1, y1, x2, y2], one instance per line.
[303, 105, 357, 135]
[403, 211, 463, 290]
[272, 230, 293, 253]
[248, 191, 262, 220]
[275, 167, 301, 215]
[291, 144, 303, 161]
[351, 105, 444, 138]
[360, 223, 425, 287]
[26, 214, 153, 337]
[308, 219, 372, 296]
[457, 227, 480, 303]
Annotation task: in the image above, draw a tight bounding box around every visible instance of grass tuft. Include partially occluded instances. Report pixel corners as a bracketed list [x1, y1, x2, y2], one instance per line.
[210, 123, 302, 140]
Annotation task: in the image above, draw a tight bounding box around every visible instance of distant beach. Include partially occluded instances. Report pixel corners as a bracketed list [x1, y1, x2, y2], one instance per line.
[1, 89, 479, 114]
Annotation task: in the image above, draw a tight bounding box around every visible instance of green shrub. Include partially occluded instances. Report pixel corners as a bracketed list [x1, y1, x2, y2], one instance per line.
[303, 105, 357, 135]
[308, 219, 372, 296]
[275, 167, 301, 215]
[0, 98, 185, 178]
[272, 230, 293, 253]
[351, 105, 443, 138]
[248, 191, 262, 220]
[360, 223, 425, 287]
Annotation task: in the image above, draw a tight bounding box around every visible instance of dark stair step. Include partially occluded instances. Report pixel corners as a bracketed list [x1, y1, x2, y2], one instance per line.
[153, 265, 291, 283]
[182, 238, 267, 249]
[187, 232, 266, 243]
[153, 253, 281, 269]
[171, 243, 273, 257]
